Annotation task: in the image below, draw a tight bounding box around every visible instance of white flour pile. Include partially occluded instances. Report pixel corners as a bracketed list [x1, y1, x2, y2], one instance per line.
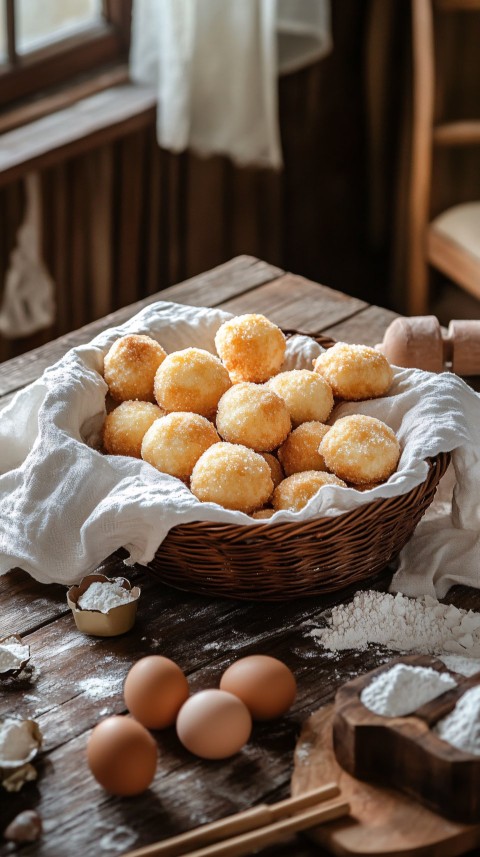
[0, 639, 29, 672]
[360, 663, 457, 717]
[435, 685, 480, 755]
[439, 654, 480, 677]
[77, 580, 136, 613]
[311, 591, 480, 657]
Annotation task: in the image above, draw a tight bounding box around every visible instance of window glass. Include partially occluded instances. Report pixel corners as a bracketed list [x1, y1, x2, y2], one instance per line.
[0, 4, 6, 63]
[17, 0, 103, 55]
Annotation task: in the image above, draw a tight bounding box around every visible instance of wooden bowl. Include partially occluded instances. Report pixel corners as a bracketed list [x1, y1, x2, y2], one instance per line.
[333, 654, 480, 823]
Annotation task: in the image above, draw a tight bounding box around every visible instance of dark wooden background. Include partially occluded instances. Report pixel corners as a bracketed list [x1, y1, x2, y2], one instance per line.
[1, 1, 480, 362]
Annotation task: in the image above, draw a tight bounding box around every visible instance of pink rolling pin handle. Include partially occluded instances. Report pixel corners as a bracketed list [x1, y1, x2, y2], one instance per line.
[448, 320, 480, 377]
[377, 316, 444, 372]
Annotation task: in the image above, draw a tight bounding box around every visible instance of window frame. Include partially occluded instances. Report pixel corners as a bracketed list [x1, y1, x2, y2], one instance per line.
[0, 0, 131, 107]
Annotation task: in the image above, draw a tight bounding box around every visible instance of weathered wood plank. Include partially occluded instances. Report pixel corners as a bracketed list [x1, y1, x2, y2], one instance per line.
[0, 570, 67, 638]
[219, 275, 367, 332]
[0, 256, 283, 399]
[0, 85, 157, 189]
[1, 570, 393, 737]
[0, 555, 133, 639]
[323, 304, 399, 347]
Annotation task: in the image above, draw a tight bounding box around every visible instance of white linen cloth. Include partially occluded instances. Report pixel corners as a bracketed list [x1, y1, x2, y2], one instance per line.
[1, 299, 480, 593]
[130, 0, 332, 168]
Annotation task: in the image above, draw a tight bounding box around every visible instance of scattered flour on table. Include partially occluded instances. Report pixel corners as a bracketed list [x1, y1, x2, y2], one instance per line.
[360, 663, 457, 717]
[97, 826, 137, 852]
[0, 639, 29, 672]
[435, 685, 480, 755]
[77, 580, 136, 613]
[310, 590, 480, 657]
[78, 675, 123, 701]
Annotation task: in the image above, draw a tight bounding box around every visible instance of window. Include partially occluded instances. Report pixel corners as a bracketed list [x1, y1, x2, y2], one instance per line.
[0, 0, 131, 108]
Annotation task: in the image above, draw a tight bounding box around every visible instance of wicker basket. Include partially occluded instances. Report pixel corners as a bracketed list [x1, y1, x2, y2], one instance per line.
[148, 332, 450, 601]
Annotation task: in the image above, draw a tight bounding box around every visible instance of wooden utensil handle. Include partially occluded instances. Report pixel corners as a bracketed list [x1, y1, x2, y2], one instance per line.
[123, 783, 341, 857]
[170, 801, 350, 857]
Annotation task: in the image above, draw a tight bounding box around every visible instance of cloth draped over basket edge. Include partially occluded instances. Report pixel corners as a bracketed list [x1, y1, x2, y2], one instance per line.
[0, 300, 480, 598]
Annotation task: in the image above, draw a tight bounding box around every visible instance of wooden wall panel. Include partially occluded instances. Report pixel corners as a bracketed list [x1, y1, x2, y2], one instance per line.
[1, 1, 479, 360]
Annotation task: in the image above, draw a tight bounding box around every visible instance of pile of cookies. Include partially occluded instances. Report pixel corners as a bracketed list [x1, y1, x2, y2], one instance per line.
[101, 314, 400, 516]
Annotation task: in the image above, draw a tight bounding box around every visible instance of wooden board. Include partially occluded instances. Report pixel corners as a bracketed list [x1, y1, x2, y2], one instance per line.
[291, 704, 480, 857]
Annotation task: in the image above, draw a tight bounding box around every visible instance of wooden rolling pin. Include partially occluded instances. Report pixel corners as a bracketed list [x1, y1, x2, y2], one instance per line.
[376, 316, 480, 375]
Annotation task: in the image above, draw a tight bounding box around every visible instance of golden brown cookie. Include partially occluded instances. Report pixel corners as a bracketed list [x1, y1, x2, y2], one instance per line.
[154, 348, 231, 418]
[190, 443, 273, 513]
[104, 334, 167, 402]
[103, 401, 165, 458]
[313, 342, 393, 401]
[215, 314, 286, 383]
[319, 414, 400, 484]
[216, 383, 291, 452]
[141, 412, 219, 481]
[273, 471, 347, 512]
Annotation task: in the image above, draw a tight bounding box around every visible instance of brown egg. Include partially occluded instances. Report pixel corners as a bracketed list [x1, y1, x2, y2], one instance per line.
[176, 690, 252, 759]
[124, 656, 189, 729]
[220, 655, 296, 720]
[87, 716, 157, 795]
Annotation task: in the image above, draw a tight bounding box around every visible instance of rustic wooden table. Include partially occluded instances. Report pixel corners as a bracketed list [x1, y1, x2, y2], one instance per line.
[1, 256, 479, 857]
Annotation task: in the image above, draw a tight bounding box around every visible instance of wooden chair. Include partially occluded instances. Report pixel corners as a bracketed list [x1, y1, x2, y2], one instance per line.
[408, 0, 480, 315]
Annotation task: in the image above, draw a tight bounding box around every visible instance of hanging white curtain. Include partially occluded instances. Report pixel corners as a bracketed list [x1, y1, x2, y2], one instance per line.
[130, 0, 332, 169]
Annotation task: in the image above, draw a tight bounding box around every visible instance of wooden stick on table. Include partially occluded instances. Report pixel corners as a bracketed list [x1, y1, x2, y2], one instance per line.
[123, 784, 347, 857]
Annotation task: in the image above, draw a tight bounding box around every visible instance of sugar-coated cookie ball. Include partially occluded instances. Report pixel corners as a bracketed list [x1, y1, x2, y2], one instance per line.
[319, 414, 400, 485]
[141, 412, 220, 481]
[278, 421, 330, 476]
[215, 314, 286, 383]
[154, 348, 231, 418]
[313, 342, 393, 401]
[273, 471, 347, 512]
[104, 334, 167, 402]
[190, 443, 273, 513]
[216, 384, 291, 452]
[103, 401, 165, 458]
[266, 370, 333, 426]
[251, 508, 275, 520]
[260, 453, 284, 488]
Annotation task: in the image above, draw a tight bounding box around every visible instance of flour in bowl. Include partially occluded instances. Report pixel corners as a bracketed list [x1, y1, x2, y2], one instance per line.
[360, 663, 457, 717]
[438, 654, 480, 677]
[310, 590, 480, 658]
[77, 580, 136, 613]
[435, 685, 480, 755]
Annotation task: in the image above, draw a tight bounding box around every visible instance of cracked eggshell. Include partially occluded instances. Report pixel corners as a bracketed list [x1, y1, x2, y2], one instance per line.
[67, 573, 140, 637]
[0, 717, 42, 786]
[0, 634, 30, 677]
[2, 763, 38, 792]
